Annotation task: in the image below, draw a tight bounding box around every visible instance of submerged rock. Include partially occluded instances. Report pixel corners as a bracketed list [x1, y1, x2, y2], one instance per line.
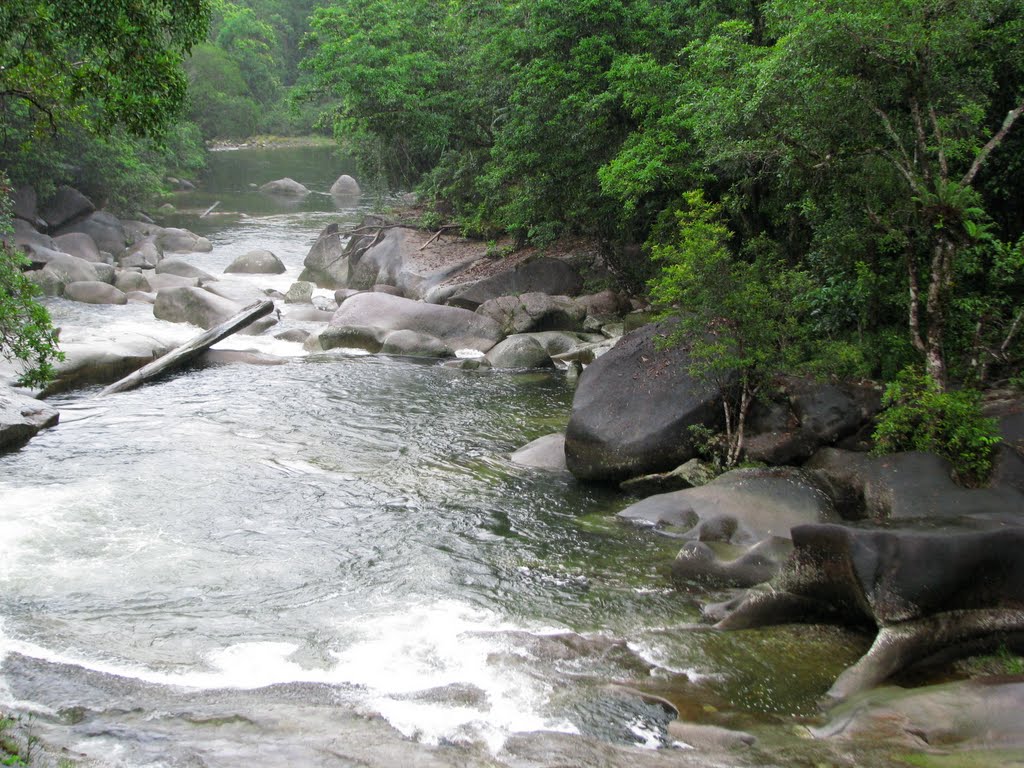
[511, 433, 568, 471]
[259, 177, 310, 196]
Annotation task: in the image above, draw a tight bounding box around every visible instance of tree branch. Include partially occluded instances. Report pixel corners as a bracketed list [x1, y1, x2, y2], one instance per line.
[962, 98, 1024, 186]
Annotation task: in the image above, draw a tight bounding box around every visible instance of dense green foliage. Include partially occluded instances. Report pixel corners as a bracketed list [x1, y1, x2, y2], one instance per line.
[1, 2, 210, 385]
[302, 0, 1022, 394]
[0, 0, 212, 212]
[649, 190, 814, 465]
[0, 174, 62, 388]
[186, 0, 324, 139]
[873, 367, 1001, 486]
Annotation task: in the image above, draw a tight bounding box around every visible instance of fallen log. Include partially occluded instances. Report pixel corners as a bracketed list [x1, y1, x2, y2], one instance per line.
[97, 299, 275, 396]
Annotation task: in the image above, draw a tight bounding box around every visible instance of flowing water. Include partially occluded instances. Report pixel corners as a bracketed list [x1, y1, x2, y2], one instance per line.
[0, 146, 866, 767]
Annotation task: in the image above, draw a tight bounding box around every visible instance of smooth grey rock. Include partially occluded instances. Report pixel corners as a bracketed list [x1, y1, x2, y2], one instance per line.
[620, 467, 837, 590]
[511, 433, 567, 472]
[156, 227, 212, 253]
[0, 387, 59, 452]
[300, 223, 352, 288]
[203, 279, 267, 305]
[39, 186, 95, 229]
[476, 292, 585, 335]
[119, 237, 162, 269]
[320, 292, 502, 356]
[145, 273, 200, 292]
[259, 177, 309, 196]
[56, 211, 127, 257]
[619, 467, 838, 544]
[485, 334, 553, 369]
[225, 249, 286, 275]
[52, 232, 102, 263]
[40, 336, 174, 395]
[11, 186, 41, 225]
[9, 219, 56, 252]
[380, 330, 452, 357]
[330, 174, 361, 196]
[63, 281, 127, 305]
[447, 257, 584, 310]
[274, 328, 310, 344]
[157, 258, 215, 281]
[38, 253, 100, 285]
[154, 287, 277, 335]
[26, 268, 66, 296]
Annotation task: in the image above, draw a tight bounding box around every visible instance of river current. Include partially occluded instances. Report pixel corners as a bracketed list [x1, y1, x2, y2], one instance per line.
[0, 146, 860, 767]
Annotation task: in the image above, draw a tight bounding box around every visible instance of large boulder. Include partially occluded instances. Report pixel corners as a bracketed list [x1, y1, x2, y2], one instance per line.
[52, 232, 102, 263]
[317, 292, 502, 356]
[37, 253, 100, 286]
[224, 249, 286, 275]
[40, 334, 177, 395]
[300, 223, 362, 288]
[259, 177, 309, 196]
[619, 467, 838, 589]
[347, 227, 477, 298]
[154, 287, 277, 335]
[806, 448, 1024, 522]
[39, 186, 95, 230]
[11, 186, 43, 227]
[114, 271, 152, 293]
[484, 334, 553, 369]
[565, 322, 728, 482]
[63, 281, 128, 305]
[0, 387, 59, 452]
[156, 258, 215, 281]
[718, 523, 1024, 701]
[8, 219, 56, 253]
[156, 227, 212, 254]
[330, 174, 361, 196]
[203, 279, 268, 305]
[56, 211, 128, 257]
[119, 236, 163, 269]
[145, 273, 200, 292]
[476, 293, 586, 335]
[447, 257, 584, 310]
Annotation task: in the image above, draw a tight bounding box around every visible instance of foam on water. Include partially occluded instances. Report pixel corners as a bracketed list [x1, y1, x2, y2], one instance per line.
[0, 598, 576, 753]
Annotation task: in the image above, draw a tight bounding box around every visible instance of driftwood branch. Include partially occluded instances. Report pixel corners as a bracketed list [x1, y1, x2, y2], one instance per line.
[418, 225, 461, 251]
[96, 300, 274, 396]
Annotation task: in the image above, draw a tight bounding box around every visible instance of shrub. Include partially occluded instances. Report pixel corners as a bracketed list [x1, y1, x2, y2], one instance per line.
[872, 367, 1001, 486]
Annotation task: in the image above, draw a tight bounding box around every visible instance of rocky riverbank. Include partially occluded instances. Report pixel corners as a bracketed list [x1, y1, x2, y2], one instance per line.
[4, 184, 1024, 766]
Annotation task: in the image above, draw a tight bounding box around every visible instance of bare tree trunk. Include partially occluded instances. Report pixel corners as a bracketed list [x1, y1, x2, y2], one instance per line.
[923, 233, 955, 389]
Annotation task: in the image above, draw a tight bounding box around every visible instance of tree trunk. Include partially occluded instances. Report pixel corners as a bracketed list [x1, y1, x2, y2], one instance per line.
[923, 232, 955, 389]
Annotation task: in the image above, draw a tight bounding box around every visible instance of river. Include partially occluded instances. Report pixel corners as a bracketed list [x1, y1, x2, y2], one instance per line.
[0, 145, 864, 767]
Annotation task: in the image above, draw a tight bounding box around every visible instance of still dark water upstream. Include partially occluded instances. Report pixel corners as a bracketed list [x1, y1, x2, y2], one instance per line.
[0, 146, 862, 767]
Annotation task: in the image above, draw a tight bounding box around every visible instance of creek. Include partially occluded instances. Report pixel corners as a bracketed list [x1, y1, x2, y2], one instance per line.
[0, 145, 865, 767]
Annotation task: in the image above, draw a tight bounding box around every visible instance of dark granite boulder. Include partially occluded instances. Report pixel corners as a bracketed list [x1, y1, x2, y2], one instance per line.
[447, 257, 584, 310]
[717, 523, 1024, 701]
[565, 322, 728, 482]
